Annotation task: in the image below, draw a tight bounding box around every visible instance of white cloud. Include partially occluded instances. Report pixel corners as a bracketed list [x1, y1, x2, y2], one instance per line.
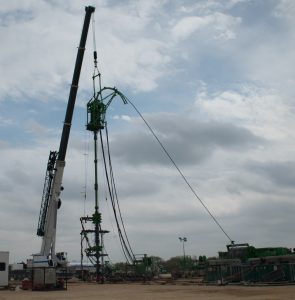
[274, 0, 295, 20]
[171, 13, 241, 41]
[179, 0, 248, 14]
[194, 84, 293, 140]
[98, 35, 170, 91]
[0, 1, 79, 101]
[0, 116, 14, 127]
[0, 0, 172, 102]
[113, 114, 132, 122]
[24, 119, 46, 136]
[172, 16, 212, 40]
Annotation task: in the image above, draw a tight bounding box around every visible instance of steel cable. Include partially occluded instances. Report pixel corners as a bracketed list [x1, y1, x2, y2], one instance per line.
[124, 97, 234, 244]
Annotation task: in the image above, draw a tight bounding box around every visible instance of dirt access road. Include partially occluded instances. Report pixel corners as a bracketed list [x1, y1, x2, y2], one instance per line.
[1, 283, 295, 300]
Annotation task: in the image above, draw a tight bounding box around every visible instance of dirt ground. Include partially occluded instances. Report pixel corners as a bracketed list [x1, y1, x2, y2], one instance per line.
[1, 282, 295, 300]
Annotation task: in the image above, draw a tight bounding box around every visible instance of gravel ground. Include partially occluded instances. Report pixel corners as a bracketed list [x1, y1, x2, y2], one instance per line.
[1, 282, 295, 300]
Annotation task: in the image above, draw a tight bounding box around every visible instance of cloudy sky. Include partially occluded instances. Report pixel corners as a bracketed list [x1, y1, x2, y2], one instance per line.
[1, 0, 295, 264]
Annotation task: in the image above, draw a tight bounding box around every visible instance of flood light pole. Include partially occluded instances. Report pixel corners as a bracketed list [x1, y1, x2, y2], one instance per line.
[179, 237, 187, 259]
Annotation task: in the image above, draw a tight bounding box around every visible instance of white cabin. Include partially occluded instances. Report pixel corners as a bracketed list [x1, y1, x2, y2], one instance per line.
[0, 251, 9, 287]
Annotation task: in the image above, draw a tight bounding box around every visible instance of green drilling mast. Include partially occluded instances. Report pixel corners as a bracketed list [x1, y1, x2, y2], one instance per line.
[80, 75, 127, 281]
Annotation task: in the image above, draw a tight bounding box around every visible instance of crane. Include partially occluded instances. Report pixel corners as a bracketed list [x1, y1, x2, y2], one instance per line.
[33, 6, 95, 269]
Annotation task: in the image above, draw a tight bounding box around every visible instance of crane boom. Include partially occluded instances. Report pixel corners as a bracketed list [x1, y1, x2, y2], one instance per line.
[58, 5, 95, 162]
[34, 6, 95, 267]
